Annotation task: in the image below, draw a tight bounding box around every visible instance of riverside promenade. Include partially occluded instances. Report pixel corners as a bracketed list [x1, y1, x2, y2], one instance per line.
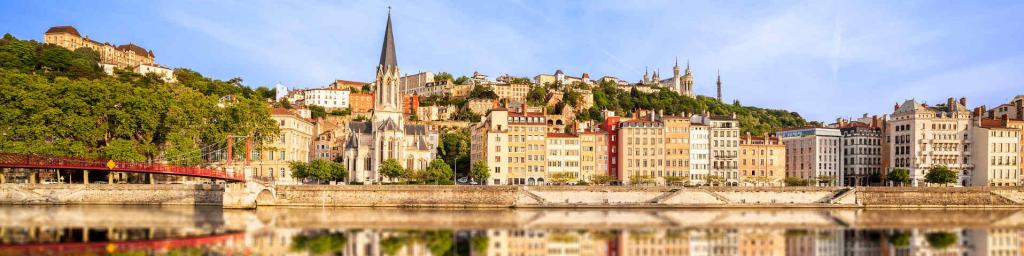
[3, 183, 1024, 209]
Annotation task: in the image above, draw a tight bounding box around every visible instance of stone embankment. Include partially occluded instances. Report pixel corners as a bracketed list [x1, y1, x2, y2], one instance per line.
[3, 183, 1024, 208]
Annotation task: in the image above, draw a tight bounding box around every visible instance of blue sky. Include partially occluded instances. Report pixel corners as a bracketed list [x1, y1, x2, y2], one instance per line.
[2, 0, 1022, 121]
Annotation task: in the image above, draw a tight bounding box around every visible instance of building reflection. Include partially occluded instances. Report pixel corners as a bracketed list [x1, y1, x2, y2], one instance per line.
[2, 206, 1024, 255]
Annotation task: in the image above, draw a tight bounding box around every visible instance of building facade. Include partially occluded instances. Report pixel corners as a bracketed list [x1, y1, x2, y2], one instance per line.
[617, 119, 665, 185]
[471, 108, 549, 185]
[889, 98, 973, 186]
[739, 134, 786, 186]
[689, 122, 711, 185]
[778, 127, 843, 186]
[972, 118, 1022, 186]
[546, 133, 582, 183]
[348, 93, 375, 113]
[663, 116, 691, 183]
[839, 121, 883, 186]
[44, 26, 156, 69]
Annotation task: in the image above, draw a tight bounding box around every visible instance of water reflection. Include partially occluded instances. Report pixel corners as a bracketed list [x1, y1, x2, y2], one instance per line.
[1, 206, 1023, 255]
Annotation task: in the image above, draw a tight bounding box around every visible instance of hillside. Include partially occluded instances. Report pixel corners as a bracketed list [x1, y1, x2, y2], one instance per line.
[0, 34, 279, 164]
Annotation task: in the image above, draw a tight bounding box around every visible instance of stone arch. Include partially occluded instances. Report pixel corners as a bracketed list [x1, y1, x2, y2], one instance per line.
[537, 178, 545, 185]
[256, 189, 275, 206]
[527, 177, 536, 185]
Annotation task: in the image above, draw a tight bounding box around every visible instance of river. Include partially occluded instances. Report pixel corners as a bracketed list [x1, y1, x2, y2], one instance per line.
[0, 206, 1022, 255]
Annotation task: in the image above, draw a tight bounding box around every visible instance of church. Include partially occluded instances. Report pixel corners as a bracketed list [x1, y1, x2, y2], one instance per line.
[343, 11, 439, 183]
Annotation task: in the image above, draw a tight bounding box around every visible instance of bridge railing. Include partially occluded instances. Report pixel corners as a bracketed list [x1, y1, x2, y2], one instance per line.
[0, 153, 244, 182]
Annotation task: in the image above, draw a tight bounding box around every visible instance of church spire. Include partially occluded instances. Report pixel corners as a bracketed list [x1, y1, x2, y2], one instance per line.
[379, 8, 397, 68]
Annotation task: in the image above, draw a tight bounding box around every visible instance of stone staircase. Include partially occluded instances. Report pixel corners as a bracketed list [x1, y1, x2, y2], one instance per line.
[825, 187, 855, 204]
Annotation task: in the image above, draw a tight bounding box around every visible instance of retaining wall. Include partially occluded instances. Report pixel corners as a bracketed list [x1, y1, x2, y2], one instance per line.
[0, 183, 224, 205]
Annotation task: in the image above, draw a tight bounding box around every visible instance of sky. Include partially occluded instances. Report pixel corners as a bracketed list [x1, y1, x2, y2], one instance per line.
[1, 0, 1022, 121]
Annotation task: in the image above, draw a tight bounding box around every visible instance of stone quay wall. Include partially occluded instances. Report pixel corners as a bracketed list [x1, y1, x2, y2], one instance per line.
[3, 183, 1024, 208]
[0, 184, 224, 206]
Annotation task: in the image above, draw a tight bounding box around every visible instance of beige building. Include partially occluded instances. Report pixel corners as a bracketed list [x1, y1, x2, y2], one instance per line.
[546, 133, 582, 183]
[739, 134, 786, 186]
[837, 119, 884, 186]
[248, 108, 314, 184]
[694, 114, 741, 185]
[471, 108, 548, 185]
[466, 98, 497, 115]
[663, 116, 691, 182]
[778, 126, 843, 186]
[44, 26, 155, 69]
[534, 69, 589, 86]
[972, 118, 1021, 186]
[493, 81, 530, 102]
[889, 98, 973, 186]
[579, 130, 608, 182]
[399, 71, 434, 92]
[617, 118, 665, 185]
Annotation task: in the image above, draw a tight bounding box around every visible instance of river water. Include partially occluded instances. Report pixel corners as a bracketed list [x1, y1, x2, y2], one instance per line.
[1, 206, 1022, 255]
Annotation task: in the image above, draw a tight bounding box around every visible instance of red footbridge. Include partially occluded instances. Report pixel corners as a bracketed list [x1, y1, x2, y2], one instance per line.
[0, 153, 244, 182]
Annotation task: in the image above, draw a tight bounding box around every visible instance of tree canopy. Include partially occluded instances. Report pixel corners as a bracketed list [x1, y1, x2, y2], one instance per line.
[424, 159, 454, 185]
[290, 159, 347, 183]
[888, 168, 911, 185]
[380, 158, 405, 182]
[470, 161, 490, 184]
[0, 34, 279, 164]
[925, 165, 958, 185]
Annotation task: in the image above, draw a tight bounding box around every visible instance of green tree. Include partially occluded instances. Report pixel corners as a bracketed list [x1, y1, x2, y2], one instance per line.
[425, 159, 454, 184]
[470, 161, 491, 185]
[308, 158, 348, 183]
[309, 105, 327, 119]
[433, 72, 453, 82]
[705, 175, 726, 186]
[436, 129, 471, 174]
[549, 172, 575, 185]
[664, 175, 689, 186]
[888, 168, 911, 186]
[925, 165, 958, 185]
[454, 75, 469, 85]
[925, 232, 957, 249]
[289, 161, 310, 181]
[380, 158, 406, 183]
[590, 175, 616, 185]
[784, 177, 809, 186]
[629, 175, 655, 186]
[888, 232, 910, 247]
[471, 235, 490, 255]
[291, 231, 348, 255]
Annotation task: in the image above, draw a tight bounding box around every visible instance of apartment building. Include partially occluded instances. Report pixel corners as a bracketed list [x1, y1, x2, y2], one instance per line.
[579, 130, 608, 182]
[778, 127, 843, 186]
[889, 98, 973, 186]
[617, 118, 665, 185]
[546, 133, 582, 183]
[739, 134, 786, 186]
[689, 122, 711, 185]
[695, 114, 741, 185]
[471, 108, 548, 185]
[664, 116, 691, 181]
[972, 118, 1021, 186]
[839, 121, 883, 186]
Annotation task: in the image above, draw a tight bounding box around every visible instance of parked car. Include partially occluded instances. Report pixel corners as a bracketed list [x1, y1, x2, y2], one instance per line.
[457, 177, 469, 183]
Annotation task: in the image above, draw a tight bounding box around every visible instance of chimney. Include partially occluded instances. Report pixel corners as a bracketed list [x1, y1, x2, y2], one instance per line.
[959, 97, 967, 107]
[871, 115, 879, 128]
[894, 103, 900, 112]
[947, 98, 956, 110]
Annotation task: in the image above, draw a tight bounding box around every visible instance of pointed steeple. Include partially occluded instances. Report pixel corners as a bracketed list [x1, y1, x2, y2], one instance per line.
[379, 8, 397, 68]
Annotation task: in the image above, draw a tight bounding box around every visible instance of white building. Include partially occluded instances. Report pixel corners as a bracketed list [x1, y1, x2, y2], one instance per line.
[274, 83, 288, 101]
[889, 98, 973, 186]
[134, 63, 176, 83]
[972, 118, 1021, 186]
[689, 122, 711, 185]
[302, 88, 350, 110]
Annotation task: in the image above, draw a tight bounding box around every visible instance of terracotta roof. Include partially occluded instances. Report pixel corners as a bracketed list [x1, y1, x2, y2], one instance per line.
[270, 108, 293, 115]
[116, 43, 154, 58]
[546, 133, 577, 138]
[45, 26, 80, 36]
[979, 118, 1006, 129]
